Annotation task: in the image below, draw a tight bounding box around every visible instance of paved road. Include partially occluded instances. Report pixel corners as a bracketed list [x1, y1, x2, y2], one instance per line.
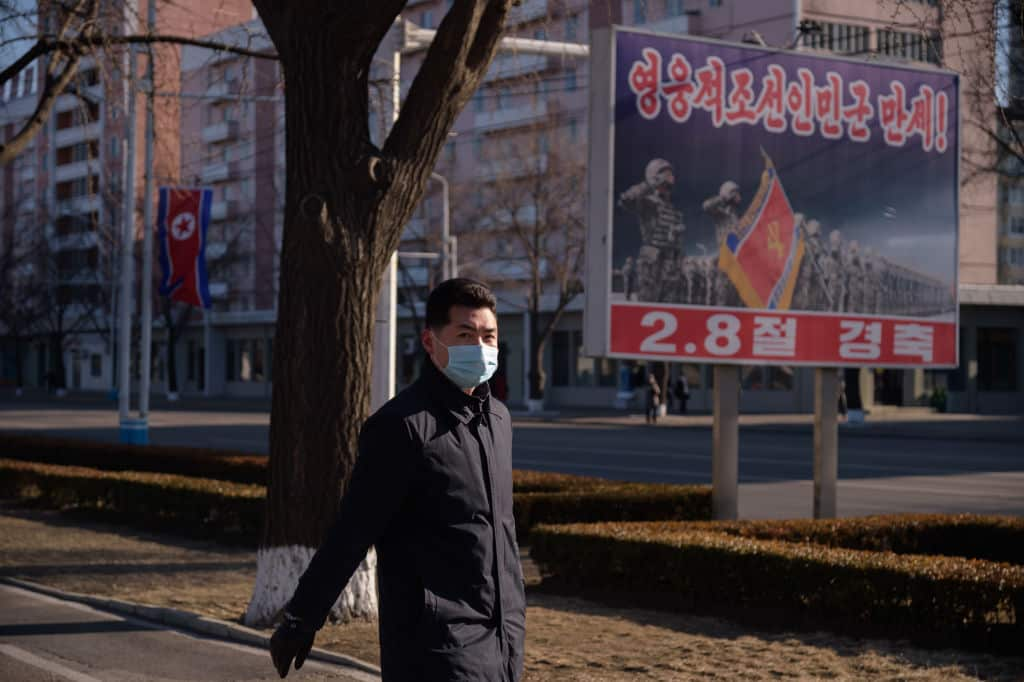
[0, 583, 371, 681]
[2, 404, 1022, 518]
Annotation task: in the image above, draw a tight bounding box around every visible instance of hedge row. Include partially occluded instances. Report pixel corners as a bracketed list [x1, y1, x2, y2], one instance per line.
[0, 433, 709, 513]
[0, 458, 710, 544]
[694, 515, 1024, 566]
[0, 458, 264, 544]
[530, 520, 1024, 653]
[0, 432, 267, 484]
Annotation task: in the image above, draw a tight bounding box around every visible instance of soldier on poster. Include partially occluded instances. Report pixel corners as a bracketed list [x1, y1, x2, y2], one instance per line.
[617, 158, 686, 302]
[702, 180, 743, 306]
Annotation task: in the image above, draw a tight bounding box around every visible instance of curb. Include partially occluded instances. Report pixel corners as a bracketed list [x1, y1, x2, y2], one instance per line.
[0, 576, 381, 680]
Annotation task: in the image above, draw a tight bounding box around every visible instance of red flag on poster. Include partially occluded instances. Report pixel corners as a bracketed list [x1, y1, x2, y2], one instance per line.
[719, 153, 804, 310]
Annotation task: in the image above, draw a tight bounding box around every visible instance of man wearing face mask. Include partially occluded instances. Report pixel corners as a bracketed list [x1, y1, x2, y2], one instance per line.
[269, 278, 526, 682]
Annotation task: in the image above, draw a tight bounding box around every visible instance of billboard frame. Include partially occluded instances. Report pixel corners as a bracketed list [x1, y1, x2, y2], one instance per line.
[585, 24, 962, 371]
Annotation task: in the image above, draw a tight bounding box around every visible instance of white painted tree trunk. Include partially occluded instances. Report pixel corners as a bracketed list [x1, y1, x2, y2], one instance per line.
[243, 546, 377, 627]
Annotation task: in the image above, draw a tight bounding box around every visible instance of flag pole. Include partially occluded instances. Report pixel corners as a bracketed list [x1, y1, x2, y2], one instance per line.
[117, 43, 138, 443]
[137, 0, 156, 437]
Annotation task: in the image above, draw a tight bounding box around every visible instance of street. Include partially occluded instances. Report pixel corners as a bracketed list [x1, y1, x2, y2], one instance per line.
[1, 401, 1022, 518]
[0, 583, 371, 681]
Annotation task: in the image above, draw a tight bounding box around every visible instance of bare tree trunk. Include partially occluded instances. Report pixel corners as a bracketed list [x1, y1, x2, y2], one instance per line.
[528, 307, 545, 402]
[244, 41, 388, 627]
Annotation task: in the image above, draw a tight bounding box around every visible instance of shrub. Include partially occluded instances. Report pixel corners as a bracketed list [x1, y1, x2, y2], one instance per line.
[530, 519, 1024, 653]
[0, 456, 710, 544]
[0, 458, 264, 544]
[0, 432, 269, 484]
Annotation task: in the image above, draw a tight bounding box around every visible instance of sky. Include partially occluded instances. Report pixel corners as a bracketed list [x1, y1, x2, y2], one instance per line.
[0, 0, 37, 71]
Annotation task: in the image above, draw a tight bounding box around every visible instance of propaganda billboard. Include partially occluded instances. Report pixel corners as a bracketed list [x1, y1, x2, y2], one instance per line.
[584, 28, 959, 368]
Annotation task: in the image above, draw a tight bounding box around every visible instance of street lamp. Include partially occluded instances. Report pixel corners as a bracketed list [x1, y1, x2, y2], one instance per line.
[429, 171, 455, 280]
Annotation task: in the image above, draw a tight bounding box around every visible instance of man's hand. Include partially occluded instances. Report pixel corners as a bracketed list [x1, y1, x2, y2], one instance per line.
[270, 612, 315, 678]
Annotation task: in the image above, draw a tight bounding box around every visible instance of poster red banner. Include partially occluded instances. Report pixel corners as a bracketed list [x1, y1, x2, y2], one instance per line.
[609, 303, 956, 367]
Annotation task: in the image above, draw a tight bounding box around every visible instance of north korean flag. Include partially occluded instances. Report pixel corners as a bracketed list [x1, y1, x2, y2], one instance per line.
[157, 187, 213, 308]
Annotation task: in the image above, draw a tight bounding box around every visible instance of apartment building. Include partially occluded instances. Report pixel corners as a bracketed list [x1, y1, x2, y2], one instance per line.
[9, 1, 1016, 413]
[0, 0, 252, 393]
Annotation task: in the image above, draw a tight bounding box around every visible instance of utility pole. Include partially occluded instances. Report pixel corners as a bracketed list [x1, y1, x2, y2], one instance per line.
[138, 0, 156, 436]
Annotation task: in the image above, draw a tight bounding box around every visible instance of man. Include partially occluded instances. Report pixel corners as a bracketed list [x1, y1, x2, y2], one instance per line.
[618, 158, 686, 302]
[269, 278, 526, 681]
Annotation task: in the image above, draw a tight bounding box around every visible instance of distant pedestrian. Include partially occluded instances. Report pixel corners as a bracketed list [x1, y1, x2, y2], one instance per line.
[645, 373, 661, 425]
[673, 375, 689, 415]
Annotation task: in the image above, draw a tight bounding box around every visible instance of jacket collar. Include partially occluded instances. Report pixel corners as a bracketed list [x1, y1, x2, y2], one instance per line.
[419, 357, 500, 425]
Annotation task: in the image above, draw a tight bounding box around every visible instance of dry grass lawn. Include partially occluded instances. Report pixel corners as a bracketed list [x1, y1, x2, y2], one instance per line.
[1, 508, 1020, 681]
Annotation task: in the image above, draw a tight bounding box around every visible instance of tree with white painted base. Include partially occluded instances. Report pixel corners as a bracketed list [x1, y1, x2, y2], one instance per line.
[242, 0, 513, 626]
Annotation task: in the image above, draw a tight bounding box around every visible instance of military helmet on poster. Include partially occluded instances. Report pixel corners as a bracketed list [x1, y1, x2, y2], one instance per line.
[806, 219, 821, 237]
[719, 180, 740, 202]
[645, 158, 674, 187]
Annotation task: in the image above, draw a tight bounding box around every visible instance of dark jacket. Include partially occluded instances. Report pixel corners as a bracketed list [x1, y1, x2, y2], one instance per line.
[286, 359, 526, 681]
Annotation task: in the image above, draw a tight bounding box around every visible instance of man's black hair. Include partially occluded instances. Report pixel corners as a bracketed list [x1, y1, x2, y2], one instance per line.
[425, 278, 497, 330]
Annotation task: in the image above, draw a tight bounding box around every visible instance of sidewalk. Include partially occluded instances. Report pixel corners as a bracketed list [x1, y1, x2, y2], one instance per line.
[1, 506, 1021, 681]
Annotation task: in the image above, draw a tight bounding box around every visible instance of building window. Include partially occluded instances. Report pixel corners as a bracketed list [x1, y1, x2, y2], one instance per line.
[473, 91, 485, 113]
[978, 327, 1018, 391]
[1001, 246, 1024, 266]
[1009, 216, 1024, 234]
[566, 69, 577, 92]
[741, 366, 794, 391]
[666, 0, 684, 16]
[709, 0, 722, 6]
[565, 15, 579, 41]
[226, 338, 267, 382]
[444, 141, 456, 163]
[568, 118, 578, 142]
[421, 10, 434, 28]
[474, 136, 484, 160]
[110, 137, 119, 159]
[498, 87, 511, 109]
[90, 354, 102, 378]
[552, 331, 571, 386]
[633, 0, 646, 25]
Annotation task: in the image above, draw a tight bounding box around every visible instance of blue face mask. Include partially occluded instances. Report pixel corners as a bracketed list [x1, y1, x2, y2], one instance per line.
[433, 334, 499, 390]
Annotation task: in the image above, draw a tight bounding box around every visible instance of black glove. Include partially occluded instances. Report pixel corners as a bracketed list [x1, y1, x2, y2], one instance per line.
[270, 612, 315, 679]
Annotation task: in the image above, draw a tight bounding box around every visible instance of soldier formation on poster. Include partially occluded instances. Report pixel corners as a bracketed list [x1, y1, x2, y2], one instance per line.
[616, 158, 954, 317]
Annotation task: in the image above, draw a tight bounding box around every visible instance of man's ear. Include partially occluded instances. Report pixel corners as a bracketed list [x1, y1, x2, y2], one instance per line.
[421, 328, 433, 355]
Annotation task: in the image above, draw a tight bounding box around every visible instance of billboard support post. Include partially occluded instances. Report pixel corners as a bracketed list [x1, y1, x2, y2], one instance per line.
[712, 364, 739, 520]
[813, 367, 839, 518]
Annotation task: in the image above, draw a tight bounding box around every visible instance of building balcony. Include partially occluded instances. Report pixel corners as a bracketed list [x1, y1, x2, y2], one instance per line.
[54, 121, 101, 148]
[646, 15, 690, 35]
[507, 0, 548, 24]
[210, 199, 239, 221]
[206, 242, 228, 260]
[56, 195, 101, 215]
[479, 154, 548, 181]
[54, 159, 102, 183]
[205, 80, 238, 102]
[476, 100, 547, 131]
[201, 160, 238, 184]
[202, 120, 240, 144]
[51, 230, 99, 252]
[485, 54, 549, 82]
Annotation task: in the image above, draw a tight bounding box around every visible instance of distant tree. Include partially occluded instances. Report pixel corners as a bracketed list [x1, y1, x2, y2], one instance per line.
[460, 129, 585, 407]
